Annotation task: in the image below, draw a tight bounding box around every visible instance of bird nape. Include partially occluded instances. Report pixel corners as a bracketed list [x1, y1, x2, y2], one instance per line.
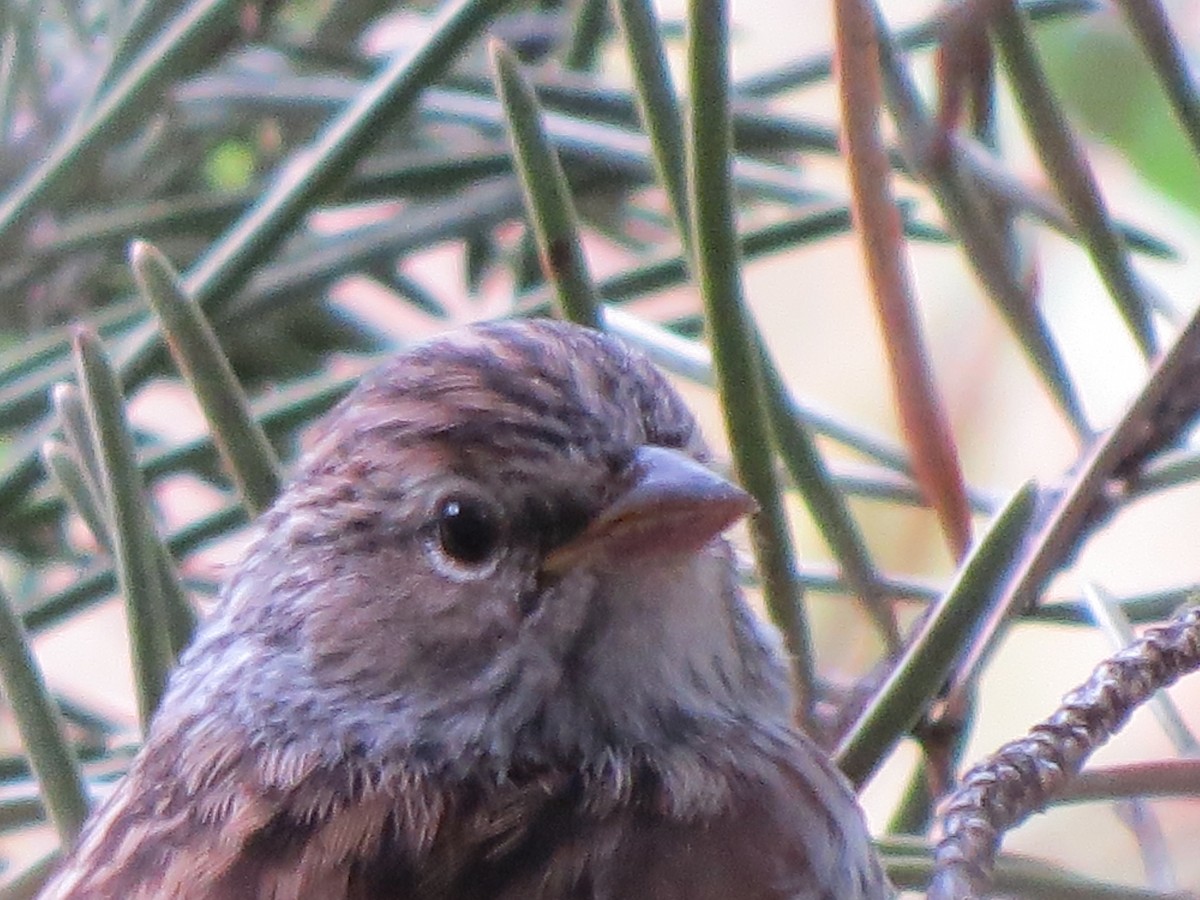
[44, 318, 890, 900]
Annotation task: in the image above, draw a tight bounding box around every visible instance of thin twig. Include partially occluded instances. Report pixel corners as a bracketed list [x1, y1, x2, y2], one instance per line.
[930, 605, 1200, 898]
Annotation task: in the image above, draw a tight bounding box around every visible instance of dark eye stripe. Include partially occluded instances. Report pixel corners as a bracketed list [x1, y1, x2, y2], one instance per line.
[507, 494, 592, 555]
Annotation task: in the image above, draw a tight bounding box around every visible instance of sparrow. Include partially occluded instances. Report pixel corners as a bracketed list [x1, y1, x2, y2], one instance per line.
[43, 318, 889, 899]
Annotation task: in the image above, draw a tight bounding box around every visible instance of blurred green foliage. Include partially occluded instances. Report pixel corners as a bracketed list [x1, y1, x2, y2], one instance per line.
[1039, 17, 1200, 216]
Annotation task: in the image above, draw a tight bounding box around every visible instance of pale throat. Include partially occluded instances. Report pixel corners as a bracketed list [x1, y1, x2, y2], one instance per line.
[560, 544, 781, 738]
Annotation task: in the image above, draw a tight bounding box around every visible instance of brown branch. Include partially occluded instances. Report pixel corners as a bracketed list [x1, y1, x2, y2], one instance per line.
[929, 605, 1200, 899]
[834, 0, 972, 562]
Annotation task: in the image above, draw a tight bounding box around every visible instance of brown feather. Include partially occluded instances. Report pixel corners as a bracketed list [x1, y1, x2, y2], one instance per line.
[42, 320, 889, 900]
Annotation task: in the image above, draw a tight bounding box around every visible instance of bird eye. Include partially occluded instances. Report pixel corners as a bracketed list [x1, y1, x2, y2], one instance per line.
[434, 494, 502, 569]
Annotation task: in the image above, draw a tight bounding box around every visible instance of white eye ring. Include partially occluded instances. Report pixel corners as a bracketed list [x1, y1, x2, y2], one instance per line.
[423, 494, 504, 582]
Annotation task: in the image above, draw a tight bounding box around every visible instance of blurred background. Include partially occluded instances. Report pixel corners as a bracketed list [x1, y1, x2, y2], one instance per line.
[1, 0, 1200, 896]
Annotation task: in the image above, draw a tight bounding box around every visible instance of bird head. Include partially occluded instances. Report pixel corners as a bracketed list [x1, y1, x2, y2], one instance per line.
[172, 320, 792, 777]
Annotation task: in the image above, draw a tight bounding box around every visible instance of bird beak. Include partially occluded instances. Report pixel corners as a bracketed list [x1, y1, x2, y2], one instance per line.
[542, 445, 756, 575]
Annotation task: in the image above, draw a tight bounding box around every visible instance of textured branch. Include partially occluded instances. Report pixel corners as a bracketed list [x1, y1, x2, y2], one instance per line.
[930, 604, 1200, 899]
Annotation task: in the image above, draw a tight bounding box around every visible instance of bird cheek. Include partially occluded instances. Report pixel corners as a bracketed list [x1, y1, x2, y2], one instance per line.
[517, 586, 543, 618]
[523, 568, 597, 645]
[516, 564, 562, 622]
